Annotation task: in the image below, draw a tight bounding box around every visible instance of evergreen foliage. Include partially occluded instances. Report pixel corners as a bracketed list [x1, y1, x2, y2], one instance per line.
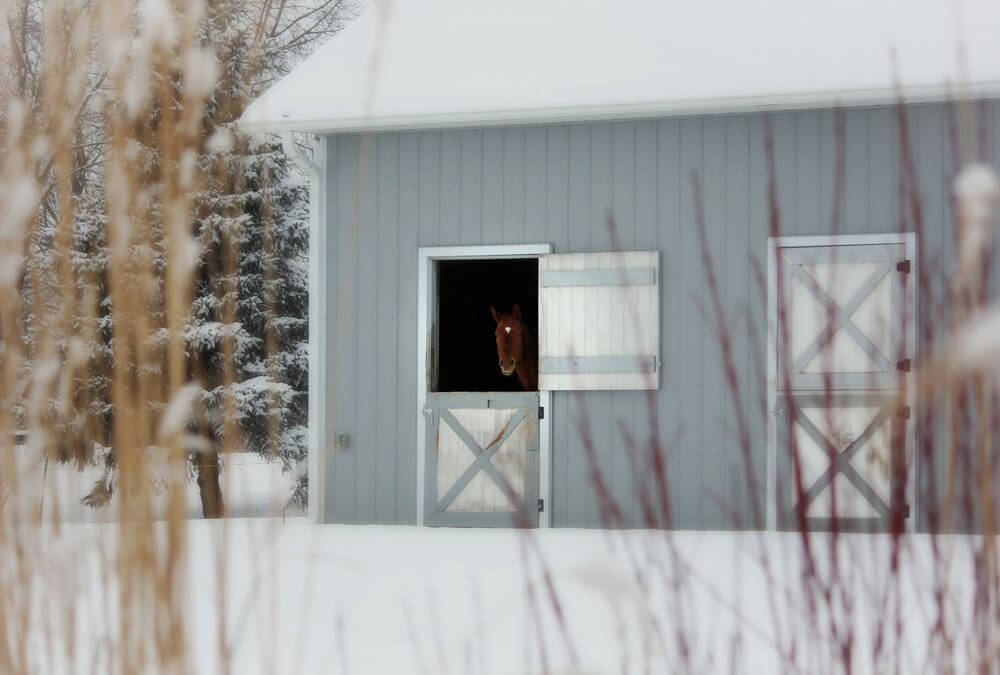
[191, 134, 310, 508]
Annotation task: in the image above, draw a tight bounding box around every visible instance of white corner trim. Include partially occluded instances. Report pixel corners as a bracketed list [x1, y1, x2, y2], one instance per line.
[416, 243, 553, 527]
[282, 132, 328, 524]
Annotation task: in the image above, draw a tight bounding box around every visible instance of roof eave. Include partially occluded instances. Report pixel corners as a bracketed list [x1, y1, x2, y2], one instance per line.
[239, 81, 1000, 135]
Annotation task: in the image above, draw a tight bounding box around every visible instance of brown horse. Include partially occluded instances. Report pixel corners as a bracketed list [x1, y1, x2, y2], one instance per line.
[490, 304, 537, 392]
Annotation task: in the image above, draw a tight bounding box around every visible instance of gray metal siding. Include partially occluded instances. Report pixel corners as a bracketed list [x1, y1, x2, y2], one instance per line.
[324, 101, 1000, 529]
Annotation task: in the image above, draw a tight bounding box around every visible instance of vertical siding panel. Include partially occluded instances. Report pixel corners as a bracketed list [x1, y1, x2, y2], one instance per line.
[988, 102, 998, 303]
[612, 121, 637, 522]
[482, 128, 503, 244]
[772, 112, 799, 238]
[590, 124, 614, 250]
[843, 109, 870, 235]
[329, 136, 356, 522]
[396, 133, 420, 522]
[439, 132, 461, 245]
[724, 114, 752, 528]
[634, 120, 658, 525]
[546, 126, 571, 252]
[418, 131, 441, 246]
[987, 101, 998, 296]
[545, 125, 570, 525]
[867, 108, 894, 232]
[634, 121, 658, 251]
[355, 133, 379, 521]
[375, 135, 399, 523]
[568, 125, 592, 252]
[916, 105, 949, 314]
[817, 110, 837, 234]
[590, 123, 615, 524]
[912, 105, 950, 530]
[565, 123, 592, 525]
[460, 129, 483, 244]
[747, 114, 769, 527]
[765, 111, 796, 525]
[939, 104, 956, 322]
[524, 127, 547, 245]
[612, 122, 637, 245]
[657, 118, 682, 527]
[502, 128, 526, 244]
[794, 110, 822, 235]
[676, 116, 703, 528]
[990, 102, 1000, 522]
[701, 116, 728, 528]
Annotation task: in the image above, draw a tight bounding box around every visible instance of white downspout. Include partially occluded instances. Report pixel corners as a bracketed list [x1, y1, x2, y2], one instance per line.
[282, 132, 327, 523]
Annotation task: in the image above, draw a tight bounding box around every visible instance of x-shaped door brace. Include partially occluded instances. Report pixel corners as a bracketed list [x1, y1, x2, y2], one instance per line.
[436, 408, 528, 512]
[792, 406, 891, 518]
[790, 262, 893, 374]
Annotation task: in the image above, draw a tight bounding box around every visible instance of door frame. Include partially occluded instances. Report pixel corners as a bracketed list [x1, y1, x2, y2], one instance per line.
[416, 244, 553, 527]
[766, 233, 918, 531]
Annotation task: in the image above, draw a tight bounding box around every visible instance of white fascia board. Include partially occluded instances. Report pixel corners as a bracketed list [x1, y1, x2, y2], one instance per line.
[241, 82, 1000, 136]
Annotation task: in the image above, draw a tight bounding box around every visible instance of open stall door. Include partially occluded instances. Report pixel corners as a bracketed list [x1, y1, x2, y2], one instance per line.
[538, 251, 660, 390]
[770, 236, 916, 531]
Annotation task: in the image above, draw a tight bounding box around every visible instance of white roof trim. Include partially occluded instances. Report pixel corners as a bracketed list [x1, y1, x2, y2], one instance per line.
[243, 82, 1000, 134]
[241, 0, 1000, 134]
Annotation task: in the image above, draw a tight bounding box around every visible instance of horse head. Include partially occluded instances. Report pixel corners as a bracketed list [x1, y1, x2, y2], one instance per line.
[490, 304, 525, 378]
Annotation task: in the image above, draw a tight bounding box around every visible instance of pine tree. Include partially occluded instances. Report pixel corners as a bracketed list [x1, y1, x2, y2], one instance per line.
[190, 133, 310, 511]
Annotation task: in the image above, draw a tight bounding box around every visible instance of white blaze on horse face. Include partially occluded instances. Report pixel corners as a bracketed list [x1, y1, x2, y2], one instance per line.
[505, 326, 511, 334]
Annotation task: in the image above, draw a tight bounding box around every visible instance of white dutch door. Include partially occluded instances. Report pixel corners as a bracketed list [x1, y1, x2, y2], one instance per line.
[419, 246, 661, 528]
[771, 236, 916, 530]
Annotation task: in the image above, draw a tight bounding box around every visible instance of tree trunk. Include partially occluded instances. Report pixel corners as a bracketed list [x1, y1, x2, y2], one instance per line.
[196, 450, 225, 518]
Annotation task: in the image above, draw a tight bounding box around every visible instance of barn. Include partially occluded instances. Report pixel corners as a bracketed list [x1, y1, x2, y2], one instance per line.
[240, 0, 1000, 531]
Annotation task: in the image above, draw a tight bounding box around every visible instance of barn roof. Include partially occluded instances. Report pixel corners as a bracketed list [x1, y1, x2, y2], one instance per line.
[240, 0, 1000, 134]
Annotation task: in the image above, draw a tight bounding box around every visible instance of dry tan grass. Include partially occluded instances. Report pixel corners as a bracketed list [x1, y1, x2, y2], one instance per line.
[0, 0, 223, 671]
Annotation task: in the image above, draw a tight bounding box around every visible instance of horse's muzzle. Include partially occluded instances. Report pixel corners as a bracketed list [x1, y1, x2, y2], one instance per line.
[499, 359, 515, 376]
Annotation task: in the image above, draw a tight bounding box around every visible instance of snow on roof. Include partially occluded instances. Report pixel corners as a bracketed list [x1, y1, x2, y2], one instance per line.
[240, 0, 1000, 134]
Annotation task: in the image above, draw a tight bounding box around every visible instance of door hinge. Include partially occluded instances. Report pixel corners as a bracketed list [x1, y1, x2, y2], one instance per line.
[896, 406, 911, 420]
[538, 406, 544, 420]
[896, 358, 911, 372]
[896, 259, 911, 273]
[537, 498, 544, 512]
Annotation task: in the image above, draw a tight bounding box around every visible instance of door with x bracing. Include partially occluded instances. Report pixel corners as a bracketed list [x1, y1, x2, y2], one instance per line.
[774, 240, 915, 530]
[423, 392, 539, 527]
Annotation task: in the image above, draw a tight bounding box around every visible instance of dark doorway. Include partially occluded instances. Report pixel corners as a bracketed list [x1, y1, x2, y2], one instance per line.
[435, 258, 538, 392]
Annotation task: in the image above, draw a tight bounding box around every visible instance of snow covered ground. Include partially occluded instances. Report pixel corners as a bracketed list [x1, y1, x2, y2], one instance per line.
[13, 520, 990, 674]
[9, 448, 302, 521]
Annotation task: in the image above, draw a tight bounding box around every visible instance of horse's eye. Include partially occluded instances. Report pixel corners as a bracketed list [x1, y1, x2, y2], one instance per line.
[494, 332, 499, 338]
[515, 334, 522, 338]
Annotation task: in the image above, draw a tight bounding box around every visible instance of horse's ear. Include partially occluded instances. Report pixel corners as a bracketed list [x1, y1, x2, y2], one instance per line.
[490, 306, 500, 323]
[512, 304, 522, 320]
